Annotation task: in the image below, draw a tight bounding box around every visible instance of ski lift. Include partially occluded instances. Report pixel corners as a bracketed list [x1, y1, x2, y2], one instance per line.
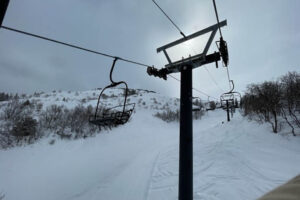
[89, 58, 135, 127]
[220, 80, 241, 108]
[192, 97, 202, 112]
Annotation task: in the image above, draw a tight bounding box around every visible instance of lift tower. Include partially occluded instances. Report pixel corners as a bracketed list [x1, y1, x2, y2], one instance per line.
[148, 20, 228, 200]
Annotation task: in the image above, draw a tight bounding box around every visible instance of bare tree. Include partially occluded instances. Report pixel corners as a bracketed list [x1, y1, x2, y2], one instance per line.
[242, 81, 282, 133]
[281, 71, 300, 128]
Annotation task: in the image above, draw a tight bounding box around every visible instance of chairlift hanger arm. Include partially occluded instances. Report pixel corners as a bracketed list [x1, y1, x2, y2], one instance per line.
[229, 80, 234, 93]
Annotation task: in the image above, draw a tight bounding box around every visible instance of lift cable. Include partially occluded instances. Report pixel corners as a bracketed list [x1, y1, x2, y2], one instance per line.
[212, 0, 232, 91]
[168, 74, 218, 100]
[1, 25, 152, 68]
[184, 42, 225, 93]
[1, 25, 219, 100]
[212, 0, 223, 38]
[152, 0, 224, 99]
[151, 0, 227, 94]
[186, 44, 225, 93]
[151, 0, 186, 38]
[203, 66, 225, 93]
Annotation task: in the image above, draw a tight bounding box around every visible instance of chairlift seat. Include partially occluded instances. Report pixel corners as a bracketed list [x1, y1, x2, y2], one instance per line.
[89, 58, 136, 128]
[89, 103, 135, 127]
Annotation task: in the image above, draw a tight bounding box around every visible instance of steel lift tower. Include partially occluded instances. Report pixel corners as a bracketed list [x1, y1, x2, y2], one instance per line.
[148, 20, 228, 200]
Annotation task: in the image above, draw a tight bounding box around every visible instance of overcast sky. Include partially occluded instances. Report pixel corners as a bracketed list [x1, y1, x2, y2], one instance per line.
[0, 0, 299, 99]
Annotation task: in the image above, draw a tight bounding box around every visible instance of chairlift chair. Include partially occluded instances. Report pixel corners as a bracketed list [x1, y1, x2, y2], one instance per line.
[192, 97, 202, 112]
[89, 58, 135, 127]
[220, 80, 241, 108]
[220, 92, 241, 109]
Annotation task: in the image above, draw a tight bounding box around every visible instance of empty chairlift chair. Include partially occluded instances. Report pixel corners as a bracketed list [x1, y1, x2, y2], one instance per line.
[220, 80, 241, 109]
[89, 58, 135, 128]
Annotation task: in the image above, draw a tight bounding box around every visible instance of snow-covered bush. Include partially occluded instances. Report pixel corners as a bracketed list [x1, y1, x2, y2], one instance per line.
[0, 92, 11, 102]
[36, 102, 43, 112]
[126, 89, 138, 96]
[0, 99, 40, 148]
[154, 109, 180, 122]
[40, 105, 65, 130]
[11, 116, 38, 138]
[155, 106, 204, 122]
[2, 99, 22, 121]
[0, 130, 13, 149]
[67, 105, 94, 138]
[39, 104, 98, 138]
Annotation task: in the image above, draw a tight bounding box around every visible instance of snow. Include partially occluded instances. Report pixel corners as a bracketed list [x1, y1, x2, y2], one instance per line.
[1, 90, 300, 200]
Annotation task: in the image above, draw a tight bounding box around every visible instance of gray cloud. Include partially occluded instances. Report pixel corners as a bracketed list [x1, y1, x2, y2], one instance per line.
[0, 0, 299, 99]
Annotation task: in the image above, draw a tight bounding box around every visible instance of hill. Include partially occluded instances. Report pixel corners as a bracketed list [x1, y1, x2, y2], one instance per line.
[0, 89, 300, 200]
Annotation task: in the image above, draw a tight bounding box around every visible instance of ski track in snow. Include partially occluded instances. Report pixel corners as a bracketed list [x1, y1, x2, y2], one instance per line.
[1, 90, 300, 200]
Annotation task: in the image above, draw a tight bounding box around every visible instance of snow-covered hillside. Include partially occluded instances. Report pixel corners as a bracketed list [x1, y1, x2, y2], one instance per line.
[0, 89, 300, 200]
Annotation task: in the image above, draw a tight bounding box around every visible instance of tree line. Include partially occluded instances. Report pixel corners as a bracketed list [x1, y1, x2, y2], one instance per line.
[241, 71, 300, 135]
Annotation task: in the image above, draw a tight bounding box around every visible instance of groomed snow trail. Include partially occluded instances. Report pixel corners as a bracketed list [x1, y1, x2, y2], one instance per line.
[1, 110, 300, 200]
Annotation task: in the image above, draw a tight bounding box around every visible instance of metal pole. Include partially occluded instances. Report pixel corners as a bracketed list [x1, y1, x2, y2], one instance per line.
[0, 0, 9, 27]
[179, 65, 193, 200]
[226, 100, 230, 122]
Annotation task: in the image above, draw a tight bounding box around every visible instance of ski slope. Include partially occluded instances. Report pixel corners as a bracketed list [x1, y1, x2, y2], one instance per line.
[1, 103, 300, 199]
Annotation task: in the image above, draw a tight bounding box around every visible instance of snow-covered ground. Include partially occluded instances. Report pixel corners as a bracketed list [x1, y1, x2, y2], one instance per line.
[0, 90, 300, 200]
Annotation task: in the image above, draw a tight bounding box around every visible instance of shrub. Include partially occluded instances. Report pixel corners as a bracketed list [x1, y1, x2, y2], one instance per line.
[0, 99, 38, 148]
[11, 116, 37, 138]
[0, 92, 11, 101]
[2, 99, 33, 122]
[155, 106, 204, 122]
[36, 103, 43, 112]
[126, 89, 138, 96]
[68, 105, 90, 135]
[102, 93, 109, 99]
[154, 109, 180, 122]
[40, 105, 64, 130]
[2, 100, 20, 121]
[49, 139, 55, 145]
[33, 92, 41, 97]
[0, 130, 13, 149]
